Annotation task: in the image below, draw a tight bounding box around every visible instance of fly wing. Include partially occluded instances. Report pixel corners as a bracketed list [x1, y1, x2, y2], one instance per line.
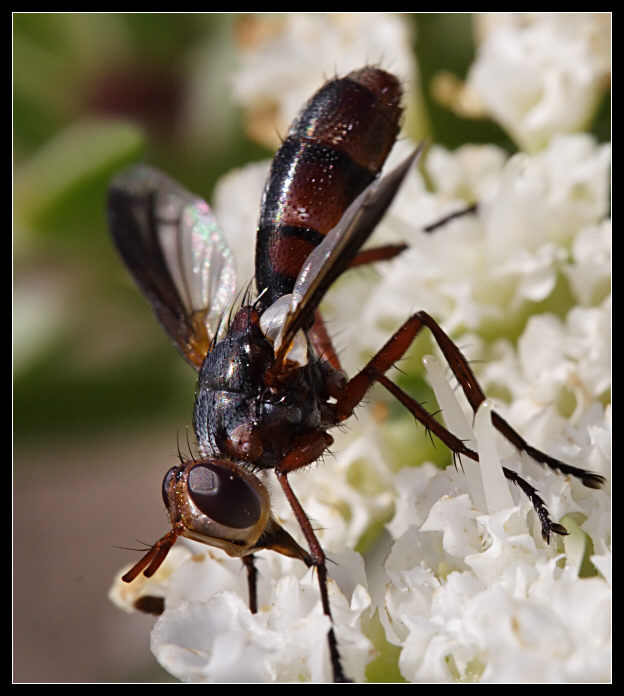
[274, 145, 423, 363]
[107, 165, 237, 370]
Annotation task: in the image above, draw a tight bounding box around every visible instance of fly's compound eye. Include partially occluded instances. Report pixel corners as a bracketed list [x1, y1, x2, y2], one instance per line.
[161, 466, 177, 508]
[187, 463, 262, 529]
[170, 459, 271, 557]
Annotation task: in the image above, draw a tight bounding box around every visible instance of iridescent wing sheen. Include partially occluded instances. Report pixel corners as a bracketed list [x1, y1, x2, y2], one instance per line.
[107, 164, 237, 370]
[274, 145, 423, 363]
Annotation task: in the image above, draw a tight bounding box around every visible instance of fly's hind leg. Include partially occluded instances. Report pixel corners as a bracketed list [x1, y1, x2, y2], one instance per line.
[374, 372, 568, 542]
[330, 310, 605, 540]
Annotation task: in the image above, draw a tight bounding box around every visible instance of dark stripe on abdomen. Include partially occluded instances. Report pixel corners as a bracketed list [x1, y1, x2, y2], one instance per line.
[255, 67, 403, 307]
[256, 138, 374, 305]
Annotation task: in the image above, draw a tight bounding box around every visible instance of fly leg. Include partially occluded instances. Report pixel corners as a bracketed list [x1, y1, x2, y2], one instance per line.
[333, 310, 604, 485]
[401, 311, 605, 488]
[270, 429, 349, 682]
[309, 209, 473, 370]
[348, 242, 408, 268]
[309, 311, 343, 372]
[422, 202, 478, 233]
[275, 464, 351, 683]
[309, 243, 409, 372]
[374, 372, 568, 542]
[241, 554, 258, 614]
[331, 310, 604, 539]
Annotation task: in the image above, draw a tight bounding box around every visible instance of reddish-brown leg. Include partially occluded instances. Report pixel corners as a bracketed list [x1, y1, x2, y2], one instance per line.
[333, 310, 603, 485]
[329, 310, 603, 538]
[375, 372, 568, 542]
[273, 430, 349, 679]
[279, 430, 334, 474]
[348, 243, 408, 268]
[275, 469, 350, 683]
[309, 243, 409, 373]
[309, 311, 343, 372]
[331, 312, 429, 422]
[406, 312, 604, 486]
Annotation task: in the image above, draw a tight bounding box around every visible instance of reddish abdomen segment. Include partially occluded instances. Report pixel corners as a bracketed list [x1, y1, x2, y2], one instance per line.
[255, 67, 403, 308]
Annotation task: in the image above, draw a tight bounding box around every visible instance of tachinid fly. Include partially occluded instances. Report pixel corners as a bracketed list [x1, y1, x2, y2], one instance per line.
[107, 66, 605, 683]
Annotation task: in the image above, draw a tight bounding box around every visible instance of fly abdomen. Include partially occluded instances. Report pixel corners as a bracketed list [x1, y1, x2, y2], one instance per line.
[255, 67, 403, 307]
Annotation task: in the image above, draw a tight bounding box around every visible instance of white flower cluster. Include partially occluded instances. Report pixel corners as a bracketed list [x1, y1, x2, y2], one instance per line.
[322, 134, 611, 376]
[385, 500, 611, 682]
[325, 132, 612, 682]
[111, 544, 376, 682]
[467, 13, 611, 152]
[383, 369, 610, 682]
[110, 13, 610, 682]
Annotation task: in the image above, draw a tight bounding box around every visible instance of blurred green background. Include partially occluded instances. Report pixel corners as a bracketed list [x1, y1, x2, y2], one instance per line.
[13, 13, 610, 683]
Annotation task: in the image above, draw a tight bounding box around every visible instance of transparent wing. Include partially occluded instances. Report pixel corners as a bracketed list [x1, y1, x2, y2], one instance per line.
[274, 146, 423, 363]
[107, 164, 237, 370]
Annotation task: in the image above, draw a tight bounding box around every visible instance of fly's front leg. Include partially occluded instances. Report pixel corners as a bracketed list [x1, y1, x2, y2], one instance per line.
[241, 554, 258, 614]
[275, 467, 350, 683]
[272, 429, 349, 681]
[276, 469, 351, 683]
[273, 430, 349, 680]
[279, 430, 334, 474]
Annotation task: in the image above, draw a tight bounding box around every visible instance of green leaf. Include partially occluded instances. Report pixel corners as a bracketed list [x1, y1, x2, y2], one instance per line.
[14, 119, 145, 239]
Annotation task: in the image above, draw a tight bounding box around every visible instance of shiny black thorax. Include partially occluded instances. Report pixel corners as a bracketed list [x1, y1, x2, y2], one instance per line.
[193, 306, 332, 470]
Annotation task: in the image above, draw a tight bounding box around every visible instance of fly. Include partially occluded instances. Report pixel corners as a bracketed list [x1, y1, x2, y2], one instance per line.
[107, 66, 605, 683]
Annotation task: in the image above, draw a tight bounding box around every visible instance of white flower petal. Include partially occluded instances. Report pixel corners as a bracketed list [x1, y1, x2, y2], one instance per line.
[467, 14, 610, 151]
[133, 547, 375, 683]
